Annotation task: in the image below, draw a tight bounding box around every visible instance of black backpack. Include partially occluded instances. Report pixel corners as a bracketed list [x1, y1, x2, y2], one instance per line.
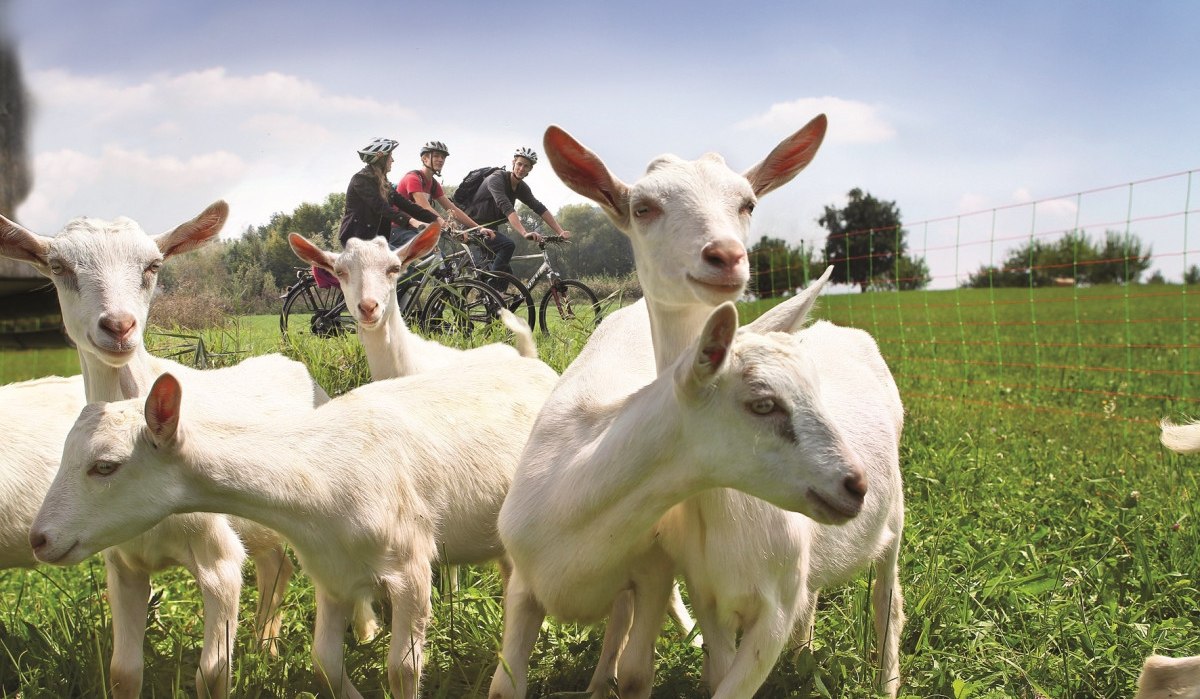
[451, 166, 504, 208]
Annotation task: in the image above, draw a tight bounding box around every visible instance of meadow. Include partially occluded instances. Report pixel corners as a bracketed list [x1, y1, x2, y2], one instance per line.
[1, 283, 1197, 698]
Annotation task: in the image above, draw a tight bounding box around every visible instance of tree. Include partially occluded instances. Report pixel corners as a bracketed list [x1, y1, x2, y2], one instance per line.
[963, 229, 1151, 288]
[820, 188, 920, 292]
[550, 204, 634, 278]
[1185, 265, 1200, 285]
[748, 236, 825, 298]
[1088, 230, 1152, 284]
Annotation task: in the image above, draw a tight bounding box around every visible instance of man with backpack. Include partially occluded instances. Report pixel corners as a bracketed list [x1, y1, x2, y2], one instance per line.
[455, 147, 572, 292]
[392, 140, 495, 248]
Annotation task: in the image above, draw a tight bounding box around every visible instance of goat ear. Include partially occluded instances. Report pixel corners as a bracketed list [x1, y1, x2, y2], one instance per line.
[0, 214, 52, 274]
[677, 302, 739, 397]
[155, 200, 229, 258]
[144, 373, 182, 447]
[288, 232, 337, 273]
[746, 265, 833, 334]
[395, 222, 441, 267]
[742, 114, 827, 199]
[544, 125, 631, 229]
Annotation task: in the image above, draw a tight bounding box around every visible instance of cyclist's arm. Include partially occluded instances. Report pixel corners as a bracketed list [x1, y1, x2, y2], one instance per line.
[434, 193, 495, 238]
[538, 210, 571, 240]
[506, 179, 549, 242]
[387, 188, 437, 225]
[411, 190, 449, 228]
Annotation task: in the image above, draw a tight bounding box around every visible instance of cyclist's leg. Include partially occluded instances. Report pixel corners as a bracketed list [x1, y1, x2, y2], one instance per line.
[388, 225, 419, 250]
[481, 230, 516, 293]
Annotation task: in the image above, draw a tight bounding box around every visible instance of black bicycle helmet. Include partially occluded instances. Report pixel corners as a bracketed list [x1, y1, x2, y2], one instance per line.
[358, 137, 399, 164]
[420, 140, 449, 157]
[513, 147, 538, 164]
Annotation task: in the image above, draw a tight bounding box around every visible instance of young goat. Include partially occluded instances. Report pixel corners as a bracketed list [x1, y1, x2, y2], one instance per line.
[1, 202, 325, 697]
[288, 224, 537, 377]
[493, 297, 871, 699]
[1161, 420, 1200, 454]
[33, 354, 559, 699]
[1135, 654, 1200, 699]
[0, 375, 85, 569]
[493, 117, 905, 698]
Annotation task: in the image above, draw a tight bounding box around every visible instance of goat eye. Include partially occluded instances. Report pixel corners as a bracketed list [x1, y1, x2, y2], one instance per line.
[747, 398, 777, 415]
[89, 461, 120, 477]
[387, 265, 402, 275]
[741, 201, 756, 215]
[49, 262, 65, 275]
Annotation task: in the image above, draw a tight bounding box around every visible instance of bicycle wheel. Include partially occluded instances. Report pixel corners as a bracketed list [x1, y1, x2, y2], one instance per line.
[280, 277, 355, 339]
[474, 270, 536, 330]
[539, 279, 602, 335]
[421, 278, 505, 339]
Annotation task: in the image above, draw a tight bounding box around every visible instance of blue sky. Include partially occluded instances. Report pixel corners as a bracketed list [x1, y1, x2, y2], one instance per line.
[5, 0, 1198, 286]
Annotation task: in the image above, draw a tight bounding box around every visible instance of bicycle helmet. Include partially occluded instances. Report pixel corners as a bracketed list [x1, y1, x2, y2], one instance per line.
[358, 137, 399, 164]
[420, 140, 449, 157]
[513, 147, 539, 165]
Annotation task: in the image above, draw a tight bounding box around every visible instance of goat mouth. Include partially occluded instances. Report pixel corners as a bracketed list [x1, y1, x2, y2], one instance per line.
[686, 274, 745, 296]
[805, 488, 862, 524]
[35, 540, 81, 566]
[87, 333, 138, 360]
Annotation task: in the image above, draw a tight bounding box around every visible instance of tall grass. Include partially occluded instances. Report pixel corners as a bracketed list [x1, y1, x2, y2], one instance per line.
[2, 286, 1197, 697]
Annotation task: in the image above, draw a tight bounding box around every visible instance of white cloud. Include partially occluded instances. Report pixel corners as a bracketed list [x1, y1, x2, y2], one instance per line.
[735, 97, 895, 144]
[16, 66, 425, 237]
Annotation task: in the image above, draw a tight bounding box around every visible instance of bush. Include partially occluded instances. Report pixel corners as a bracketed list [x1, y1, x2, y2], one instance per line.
[579, 273, 640, 306]
[149, 281, 233, 330]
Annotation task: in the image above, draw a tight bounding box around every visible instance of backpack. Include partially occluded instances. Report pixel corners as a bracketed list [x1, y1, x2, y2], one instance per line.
[451, 166, 504, 208]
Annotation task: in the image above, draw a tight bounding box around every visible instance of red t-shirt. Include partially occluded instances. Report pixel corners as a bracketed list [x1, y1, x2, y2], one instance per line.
[397, 170, 444, 203]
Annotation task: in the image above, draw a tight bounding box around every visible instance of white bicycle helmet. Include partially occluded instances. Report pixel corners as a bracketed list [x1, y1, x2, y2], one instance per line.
[513, 146, 539, 164]
[358, 137, 399, 164]
[420, 140, 449, 157]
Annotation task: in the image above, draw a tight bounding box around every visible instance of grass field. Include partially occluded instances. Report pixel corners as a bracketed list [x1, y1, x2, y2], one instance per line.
[2, 284, 1198, 698]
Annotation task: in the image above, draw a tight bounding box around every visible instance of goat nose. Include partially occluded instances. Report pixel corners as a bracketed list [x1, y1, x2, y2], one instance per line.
[358, 300, 379, 317]
[701, 239, 747, 272]
[29, 529, 47, 553]
[98, 312, 137, 341]
[844, 468, 868, 500]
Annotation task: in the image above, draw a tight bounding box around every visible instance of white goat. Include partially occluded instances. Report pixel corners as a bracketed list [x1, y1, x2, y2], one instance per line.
[0, 375, 85, 569]
[32, 353, 559, 699]
[492, 296, 871, 699]
[1135, 654, 1200, 699]
[1161, 421, 1200, 454]
[0, 202, 326, 698]
[287, 225, 538, 376]
[289, 224, 539, 596]
[492, 116, 905, 698]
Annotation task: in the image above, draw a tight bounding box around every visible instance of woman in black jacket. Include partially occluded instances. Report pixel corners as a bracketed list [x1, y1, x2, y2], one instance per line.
[338, 137, 436, 247]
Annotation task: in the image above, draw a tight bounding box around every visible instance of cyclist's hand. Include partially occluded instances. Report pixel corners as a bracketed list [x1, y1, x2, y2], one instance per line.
[481, 227, 496, 240]
[559, 230, 572, 240]
[524, 230, 544, 244]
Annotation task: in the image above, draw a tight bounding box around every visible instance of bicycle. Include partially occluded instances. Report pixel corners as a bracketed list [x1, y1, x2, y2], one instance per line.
[445, 226, 603, 334]
[279, 238, 505, 341]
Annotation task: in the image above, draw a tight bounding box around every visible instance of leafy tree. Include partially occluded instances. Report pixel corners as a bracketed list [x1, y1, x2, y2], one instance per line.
[549, 204, 634, 278]
[1185, 265, 1200, 285]
[748, 236, 824, 298]
[820, 188, 921, 292]
[963, 229, 1151, 287]
[1088, 230, 1152, 284]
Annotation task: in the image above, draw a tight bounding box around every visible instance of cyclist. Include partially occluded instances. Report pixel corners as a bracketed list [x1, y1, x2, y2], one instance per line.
[460, 146, 572, 292]
[393, 140, 496, 248]
[337, 137, 436, 248]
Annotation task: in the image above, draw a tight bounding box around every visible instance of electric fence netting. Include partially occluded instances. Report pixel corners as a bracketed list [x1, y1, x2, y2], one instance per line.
[751, 169, 1199, 432]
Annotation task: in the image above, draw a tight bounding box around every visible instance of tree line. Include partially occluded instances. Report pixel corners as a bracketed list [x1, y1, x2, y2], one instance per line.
[159, 184, 1163, 321]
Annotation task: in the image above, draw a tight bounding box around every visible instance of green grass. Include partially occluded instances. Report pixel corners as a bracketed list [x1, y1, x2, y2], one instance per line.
[3, 285, 1198, 697]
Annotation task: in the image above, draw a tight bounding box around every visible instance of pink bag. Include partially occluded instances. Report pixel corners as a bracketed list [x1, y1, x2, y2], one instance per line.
[312, 266, 340, 289]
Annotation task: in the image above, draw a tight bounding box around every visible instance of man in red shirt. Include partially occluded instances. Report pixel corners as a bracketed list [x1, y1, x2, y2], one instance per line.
[392, 140, 495, 248]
